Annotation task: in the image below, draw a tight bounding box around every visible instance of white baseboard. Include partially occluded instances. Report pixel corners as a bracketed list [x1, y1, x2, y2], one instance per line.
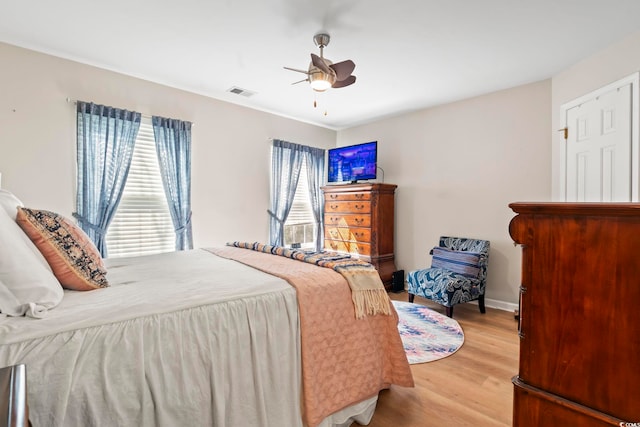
[443, 298, 518, 314]
[470, 298, 518, 313]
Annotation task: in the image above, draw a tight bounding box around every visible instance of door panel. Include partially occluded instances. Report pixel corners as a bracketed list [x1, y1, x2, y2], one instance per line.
[565, 84, 632, 202]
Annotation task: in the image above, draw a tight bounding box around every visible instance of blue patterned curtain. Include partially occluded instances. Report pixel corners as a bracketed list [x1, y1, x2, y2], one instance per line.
[268, 139, 304, 246]
[152, 116, 193, 250]
[75, 101, 141, 257]
[303, 146, 325, 251]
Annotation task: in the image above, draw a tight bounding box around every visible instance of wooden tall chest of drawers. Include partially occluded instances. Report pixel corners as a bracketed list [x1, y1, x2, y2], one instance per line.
[508, 202, 640, 427]
[322, 183, 397, 286]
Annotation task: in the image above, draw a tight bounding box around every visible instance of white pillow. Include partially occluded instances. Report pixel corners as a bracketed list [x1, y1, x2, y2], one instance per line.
[0, 189, 53, 271]
[0, 191, 63, 318]
[0, 277, 24, 317]
[0, 189, 23, 219]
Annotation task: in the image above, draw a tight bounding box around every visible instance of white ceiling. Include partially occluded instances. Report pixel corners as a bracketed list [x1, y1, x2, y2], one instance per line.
[2, 0, 640, 130]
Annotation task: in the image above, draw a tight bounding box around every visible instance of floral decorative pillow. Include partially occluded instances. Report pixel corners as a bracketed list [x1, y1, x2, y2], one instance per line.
[16, 207, 109, 291]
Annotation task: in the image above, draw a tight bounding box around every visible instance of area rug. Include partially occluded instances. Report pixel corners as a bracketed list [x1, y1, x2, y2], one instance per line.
[392, 300, 465, 364]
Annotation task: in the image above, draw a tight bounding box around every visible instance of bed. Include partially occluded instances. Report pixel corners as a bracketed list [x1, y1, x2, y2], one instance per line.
[0, 190, 414, 427]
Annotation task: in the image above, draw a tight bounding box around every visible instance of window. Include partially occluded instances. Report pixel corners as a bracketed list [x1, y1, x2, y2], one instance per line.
[270, 140, 324, 250]
[283, 157, 316, 248]
[105, 118, 174, 257]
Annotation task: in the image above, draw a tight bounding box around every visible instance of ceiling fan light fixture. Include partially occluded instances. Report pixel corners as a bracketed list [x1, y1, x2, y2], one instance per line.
[284, 32, 355, 93]
[309, 70, 335, 92]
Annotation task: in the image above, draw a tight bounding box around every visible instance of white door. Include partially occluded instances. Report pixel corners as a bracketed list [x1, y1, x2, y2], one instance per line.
[561, 73, 639, 202]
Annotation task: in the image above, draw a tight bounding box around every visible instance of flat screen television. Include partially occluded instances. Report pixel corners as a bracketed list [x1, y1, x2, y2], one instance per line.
[327, 141, 377, 183]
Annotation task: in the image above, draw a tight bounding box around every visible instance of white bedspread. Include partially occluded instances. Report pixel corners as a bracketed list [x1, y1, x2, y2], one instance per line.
[0, 249, 305, 426]
[0, 249, 378, 427]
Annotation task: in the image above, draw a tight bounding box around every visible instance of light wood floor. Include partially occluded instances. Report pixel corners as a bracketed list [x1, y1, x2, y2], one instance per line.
[364, 292, 520, 427]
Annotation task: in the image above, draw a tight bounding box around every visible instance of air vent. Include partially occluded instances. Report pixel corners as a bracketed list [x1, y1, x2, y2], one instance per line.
[227, 86, 256, 97]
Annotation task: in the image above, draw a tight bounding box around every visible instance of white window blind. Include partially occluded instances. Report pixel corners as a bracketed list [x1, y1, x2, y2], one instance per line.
[105, 118, 175, 258]
[283, 157, 316, 248]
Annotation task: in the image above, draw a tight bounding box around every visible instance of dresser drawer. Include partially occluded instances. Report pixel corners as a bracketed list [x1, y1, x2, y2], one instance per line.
[325, 201, 371, 214]
[325, 192, 371, 202]
[324, 213, 371, 228]
[324, 239, 371, 256]
[322, 183, 397, 286]
[325, 227, 371, 243]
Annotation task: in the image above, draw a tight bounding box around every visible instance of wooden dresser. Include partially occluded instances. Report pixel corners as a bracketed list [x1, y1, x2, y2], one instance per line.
[509, 202, 640, 427]
[322, 183, 397, 285]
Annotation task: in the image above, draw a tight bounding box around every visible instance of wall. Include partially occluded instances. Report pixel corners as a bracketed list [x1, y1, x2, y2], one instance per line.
[337, 80, 552, 307]
[551, 29, 640, 199]
[0, 42, 336, 248]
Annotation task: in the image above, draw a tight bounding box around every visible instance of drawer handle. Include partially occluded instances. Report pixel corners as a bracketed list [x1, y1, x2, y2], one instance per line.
[355, 194, 364, 199]
[330, 194, 339, 199]
[355, 204, 365, 210]
[330, 204, 339, 210]
[330, 243, 338, 250]
[354, 232, 364, 238]
[354, 218, 364, 225]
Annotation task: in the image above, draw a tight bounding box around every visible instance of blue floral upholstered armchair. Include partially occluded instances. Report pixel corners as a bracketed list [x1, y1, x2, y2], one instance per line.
[407, 236, 490, 318]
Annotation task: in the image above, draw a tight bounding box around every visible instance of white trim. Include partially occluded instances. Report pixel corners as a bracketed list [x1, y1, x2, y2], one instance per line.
[559, 72, 640, 201]
[478, 298, 518, 313]
[459, 298, 518, 313]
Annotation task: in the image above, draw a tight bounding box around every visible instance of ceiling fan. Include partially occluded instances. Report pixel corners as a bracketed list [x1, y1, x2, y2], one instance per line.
[284, 33, 356, 92]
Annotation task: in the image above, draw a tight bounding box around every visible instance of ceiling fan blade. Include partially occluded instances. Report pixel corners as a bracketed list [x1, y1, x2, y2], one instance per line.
[332, 75, 356, 88]
[291, 78, 309, 85]
[330, 60, 355, 81]
[310, 53, 334, 76]
[284, 66, 310, 75]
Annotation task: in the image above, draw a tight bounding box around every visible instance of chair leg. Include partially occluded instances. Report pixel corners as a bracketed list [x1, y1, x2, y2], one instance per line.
[445, 306, 453, 318]
[408, 293, 415, 303]
[478, 294, 486, 314]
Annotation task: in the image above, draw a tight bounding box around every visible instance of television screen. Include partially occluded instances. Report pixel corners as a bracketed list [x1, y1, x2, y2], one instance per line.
[327, 141, 377, 183]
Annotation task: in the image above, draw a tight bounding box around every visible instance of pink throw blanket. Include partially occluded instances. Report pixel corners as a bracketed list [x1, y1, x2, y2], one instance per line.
[207, 246, 414, 427]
